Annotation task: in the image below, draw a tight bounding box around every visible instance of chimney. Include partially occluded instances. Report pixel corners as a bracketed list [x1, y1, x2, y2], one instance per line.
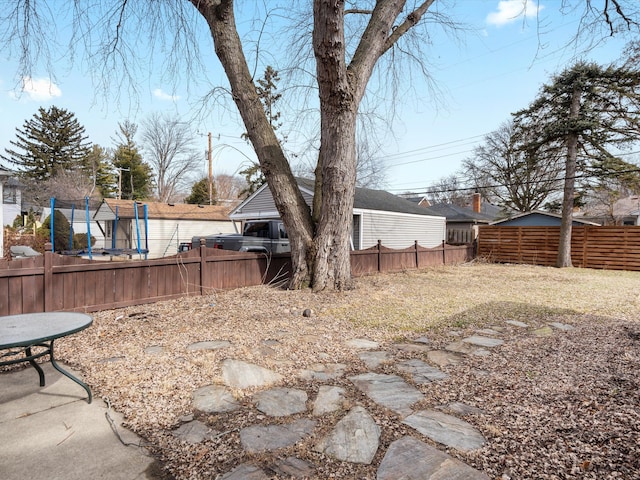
[472, 193, 481, 213]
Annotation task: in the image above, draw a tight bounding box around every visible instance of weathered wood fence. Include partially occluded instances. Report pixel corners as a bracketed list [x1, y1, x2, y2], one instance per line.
[478, 225, 640, 270]
[0, 241, 473, 315]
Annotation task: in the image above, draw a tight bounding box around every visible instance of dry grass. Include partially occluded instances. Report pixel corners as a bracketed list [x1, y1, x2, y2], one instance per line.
[44, 263, 640, 478]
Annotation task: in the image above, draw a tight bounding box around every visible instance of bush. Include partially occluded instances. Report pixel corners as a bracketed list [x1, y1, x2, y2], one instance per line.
[38, 210, 72, 252]
[72, 233, 96, 250]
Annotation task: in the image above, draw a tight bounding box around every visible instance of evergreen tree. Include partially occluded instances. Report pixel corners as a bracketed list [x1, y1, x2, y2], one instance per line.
[1, 106, 92, 181]
[185, 177, 217, 205]
[112, 121, 154, 200]
[514, 61, 640, 267]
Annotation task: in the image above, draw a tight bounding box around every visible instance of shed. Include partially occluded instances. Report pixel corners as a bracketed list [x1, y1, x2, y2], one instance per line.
[230, 178, 446, 249]
[94, 199, 236, 257]
[491, 210, 600, 227]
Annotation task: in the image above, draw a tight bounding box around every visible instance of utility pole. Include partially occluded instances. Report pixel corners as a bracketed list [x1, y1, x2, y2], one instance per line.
[208, 132, 213, 205]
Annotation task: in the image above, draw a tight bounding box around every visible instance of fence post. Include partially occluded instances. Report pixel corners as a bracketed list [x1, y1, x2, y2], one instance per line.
[44, 242, 53, 312]
[442, 241, 446, 265]
[415, 240, 419, 269]
[200, 239, 207, 296]
[377, 240, 382, 272]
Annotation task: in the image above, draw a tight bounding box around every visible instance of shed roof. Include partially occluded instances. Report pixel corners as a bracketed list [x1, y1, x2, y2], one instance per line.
[95, 199, 232, 221]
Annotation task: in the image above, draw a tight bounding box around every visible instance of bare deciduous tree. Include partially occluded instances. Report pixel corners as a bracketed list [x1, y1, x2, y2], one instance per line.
[141, 113, 201, 203]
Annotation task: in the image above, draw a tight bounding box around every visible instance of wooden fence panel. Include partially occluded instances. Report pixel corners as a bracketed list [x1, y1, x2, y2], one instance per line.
[479, 225, 640, 271]
[0, 240, 473, 314]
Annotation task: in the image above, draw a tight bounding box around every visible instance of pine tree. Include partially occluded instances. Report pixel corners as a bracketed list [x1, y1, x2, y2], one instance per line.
[112, 121, 154, 200]
[185, 177, 216, 205]
[514, 61, 640, 267]
[2, 106, 92, 181]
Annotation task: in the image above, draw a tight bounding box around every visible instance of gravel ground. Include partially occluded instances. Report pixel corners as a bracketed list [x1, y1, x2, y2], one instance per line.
[21, 263, 640, 479]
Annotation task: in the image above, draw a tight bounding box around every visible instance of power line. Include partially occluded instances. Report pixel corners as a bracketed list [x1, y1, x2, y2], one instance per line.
[393, 167, 640, 196]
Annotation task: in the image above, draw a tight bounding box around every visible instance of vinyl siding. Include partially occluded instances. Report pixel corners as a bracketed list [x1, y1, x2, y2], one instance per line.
[232, 184, 313, 220]
[357, 209, 446, 249]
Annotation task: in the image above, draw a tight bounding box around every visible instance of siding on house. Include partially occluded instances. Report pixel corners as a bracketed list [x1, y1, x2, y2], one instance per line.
[356, 208, 446, 249]
[232, 184, 313, 219]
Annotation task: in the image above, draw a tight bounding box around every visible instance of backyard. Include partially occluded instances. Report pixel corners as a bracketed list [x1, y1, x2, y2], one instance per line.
[46, 263, 640, 478]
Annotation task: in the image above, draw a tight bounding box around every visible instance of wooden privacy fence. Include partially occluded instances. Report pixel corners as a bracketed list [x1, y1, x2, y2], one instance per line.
[0, 241, 473, 315]
[478, 225, 640, 270]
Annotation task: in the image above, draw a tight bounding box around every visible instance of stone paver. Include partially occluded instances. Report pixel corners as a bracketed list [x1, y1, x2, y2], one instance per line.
[396, 358, 448, 384]
[506, 320, 529, 328]
[222, 359, 283, 389]
[192, 385, 240, 413]
[446, 340, 491, 356]
[299, 362, 346, 381]
[240, 418, 317, 453]
[377, 436, 489, 480]
[313, 385, 346, 416]
[358, 350, 392, 369]
[253, 387, 308, 417]
[437, 401, 484, 416]
[462, 335, 504, 348]
[314, 406, 380, 464]
[172, 420, 219, 444]
[427, 350, 464, 367]
[349, 372, 424, 417]
[403, 410, 486, 451]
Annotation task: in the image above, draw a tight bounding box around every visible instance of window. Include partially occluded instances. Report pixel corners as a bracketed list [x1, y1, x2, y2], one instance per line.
[3, 185, 17, 205]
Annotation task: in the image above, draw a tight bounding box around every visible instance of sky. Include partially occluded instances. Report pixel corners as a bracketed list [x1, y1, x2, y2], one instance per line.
[0, 0, 634, 197]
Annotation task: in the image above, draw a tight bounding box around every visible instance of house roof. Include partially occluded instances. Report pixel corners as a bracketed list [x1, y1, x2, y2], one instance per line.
[295, 178, 444, 217]
[492, 210, 600, 226]
[96, 199, 232, 221]
[426, 203, 494, 223]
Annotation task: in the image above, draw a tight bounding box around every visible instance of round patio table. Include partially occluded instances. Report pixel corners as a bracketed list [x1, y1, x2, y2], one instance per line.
[0, 312, 93, 403]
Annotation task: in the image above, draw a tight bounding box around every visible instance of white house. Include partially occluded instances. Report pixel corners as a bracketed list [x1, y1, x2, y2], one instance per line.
[93, 199, 237, 258]
[0, 168, 13, 257]
[230, 178, 446, 250]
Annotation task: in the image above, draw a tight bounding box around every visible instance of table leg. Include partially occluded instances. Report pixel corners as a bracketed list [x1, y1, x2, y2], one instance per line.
[49, 340, 93, 404]
[25, 346, 46, 387]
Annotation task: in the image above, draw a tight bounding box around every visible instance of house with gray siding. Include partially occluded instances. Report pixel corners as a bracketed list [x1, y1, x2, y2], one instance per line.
[230, 178, 446, 249]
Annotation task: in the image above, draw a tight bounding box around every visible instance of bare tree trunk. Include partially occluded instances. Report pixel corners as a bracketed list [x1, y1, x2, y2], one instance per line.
[192, 0, 315, 288]
[557, 85, 581, 268]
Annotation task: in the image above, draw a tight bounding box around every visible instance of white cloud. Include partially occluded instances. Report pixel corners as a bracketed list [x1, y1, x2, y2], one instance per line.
[19, 76, 62, 101]
[486, 0, 543, 27]
[153, 88, 181, 101]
